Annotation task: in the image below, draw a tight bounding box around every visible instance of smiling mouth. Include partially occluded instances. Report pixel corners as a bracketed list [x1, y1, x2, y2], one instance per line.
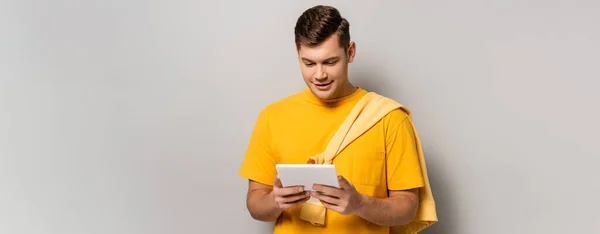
[314, 82, 333, 87]
[313, 81, 333, 91]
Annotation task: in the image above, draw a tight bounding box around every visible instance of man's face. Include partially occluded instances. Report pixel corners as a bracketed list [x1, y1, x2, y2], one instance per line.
[297, 34, 356, 100]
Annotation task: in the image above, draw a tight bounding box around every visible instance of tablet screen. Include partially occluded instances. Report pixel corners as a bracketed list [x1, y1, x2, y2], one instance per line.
[275, 164, 339, 192]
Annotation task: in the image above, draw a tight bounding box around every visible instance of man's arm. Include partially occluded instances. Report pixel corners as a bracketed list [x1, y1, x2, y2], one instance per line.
[353, 189, 420, 226]
[246, 180, 281, 222]
[246, 177, 310, 222]
[312, 176, 420, 227]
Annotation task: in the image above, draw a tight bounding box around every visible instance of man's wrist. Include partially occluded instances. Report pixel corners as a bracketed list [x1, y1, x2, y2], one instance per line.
[352, 193, 371, 216]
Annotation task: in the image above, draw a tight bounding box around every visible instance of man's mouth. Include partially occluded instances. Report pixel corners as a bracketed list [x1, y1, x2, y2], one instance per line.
[314, 81, 333, 91]
[314, 82, 333, 87]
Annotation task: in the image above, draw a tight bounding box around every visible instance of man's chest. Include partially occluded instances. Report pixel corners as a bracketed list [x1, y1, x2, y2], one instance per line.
[270, 116, 388, 188]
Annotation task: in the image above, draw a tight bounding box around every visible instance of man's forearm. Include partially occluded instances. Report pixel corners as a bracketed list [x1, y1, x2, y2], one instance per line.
[353, 193, 419, 226]
[247, 189, 283, 222]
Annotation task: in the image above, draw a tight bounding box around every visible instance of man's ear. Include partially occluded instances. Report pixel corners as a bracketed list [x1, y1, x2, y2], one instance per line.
[346, 41, 356, 63]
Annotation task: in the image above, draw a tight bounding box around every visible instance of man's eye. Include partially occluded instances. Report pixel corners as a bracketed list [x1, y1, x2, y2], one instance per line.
[305, 63, 315, 66]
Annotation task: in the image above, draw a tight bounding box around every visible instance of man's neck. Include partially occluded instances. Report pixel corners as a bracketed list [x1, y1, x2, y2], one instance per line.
[335, 82, 357, 99]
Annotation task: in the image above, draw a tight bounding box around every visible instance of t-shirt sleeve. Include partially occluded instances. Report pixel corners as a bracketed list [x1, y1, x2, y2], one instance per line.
[238, 108, 277, 186]
[385, 109, 425, 191]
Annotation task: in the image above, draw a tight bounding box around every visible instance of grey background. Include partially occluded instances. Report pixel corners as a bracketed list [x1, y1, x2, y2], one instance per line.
[1, 0, 599, 233]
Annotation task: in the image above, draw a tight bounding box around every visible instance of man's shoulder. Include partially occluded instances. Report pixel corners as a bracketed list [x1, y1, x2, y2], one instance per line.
[256, 88, 307, 117]
[369, 92, 411, 127]
[384, 108, 410, 124]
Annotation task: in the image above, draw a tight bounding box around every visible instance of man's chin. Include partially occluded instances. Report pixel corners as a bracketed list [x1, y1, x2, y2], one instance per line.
[311, 89, 335, 100]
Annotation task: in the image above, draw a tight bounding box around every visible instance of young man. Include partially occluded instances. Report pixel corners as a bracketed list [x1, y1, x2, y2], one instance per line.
[239, 5, 432, 234]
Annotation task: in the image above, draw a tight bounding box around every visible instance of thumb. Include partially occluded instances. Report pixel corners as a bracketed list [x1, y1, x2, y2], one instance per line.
[337, 175, 352, 189]
[274, 175, 283, 188]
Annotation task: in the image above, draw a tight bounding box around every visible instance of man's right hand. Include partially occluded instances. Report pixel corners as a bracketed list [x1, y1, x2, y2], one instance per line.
[272, 175, 311, 210]
[246, 177, 311, 222]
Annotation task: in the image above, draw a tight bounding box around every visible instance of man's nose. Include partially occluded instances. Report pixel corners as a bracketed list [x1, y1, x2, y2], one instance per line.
[314, 65, 327, 81]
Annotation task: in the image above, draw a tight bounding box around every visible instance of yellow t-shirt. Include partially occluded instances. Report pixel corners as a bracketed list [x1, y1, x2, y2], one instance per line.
[239, 87, 425, 234]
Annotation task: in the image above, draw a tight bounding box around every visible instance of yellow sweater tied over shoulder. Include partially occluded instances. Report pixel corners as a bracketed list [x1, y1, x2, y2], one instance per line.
[299, 92, 438, 233]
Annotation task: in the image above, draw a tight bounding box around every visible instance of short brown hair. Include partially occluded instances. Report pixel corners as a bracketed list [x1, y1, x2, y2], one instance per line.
[294, 5, 350, 50]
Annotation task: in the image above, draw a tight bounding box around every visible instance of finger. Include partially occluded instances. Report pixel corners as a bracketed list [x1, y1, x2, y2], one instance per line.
[294, 196, 311, 205]
[311, 191, 339, 205]
[274, 176, 283, 188]
[279, 186, 305, 196]
[281, 191, 310, 203]
[313, 184, 341, 198]
[337, 175, 352, 189]
[315, 196, 339, 212]
[312, 189, 340, 199]
[280, 196, 311, 209]
[275, 191, 305, 204]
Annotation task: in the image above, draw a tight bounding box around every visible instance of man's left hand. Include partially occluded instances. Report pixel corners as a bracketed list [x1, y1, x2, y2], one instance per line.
[311, 175, 364, 215]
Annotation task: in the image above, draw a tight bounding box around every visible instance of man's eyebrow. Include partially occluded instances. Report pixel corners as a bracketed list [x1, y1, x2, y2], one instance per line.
[301, 56, 340, 62]
[324, 56, 340, 62]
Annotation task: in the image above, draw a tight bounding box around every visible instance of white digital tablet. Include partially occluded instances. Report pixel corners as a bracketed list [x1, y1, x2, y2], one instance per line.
[275, 164, 339, 192]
